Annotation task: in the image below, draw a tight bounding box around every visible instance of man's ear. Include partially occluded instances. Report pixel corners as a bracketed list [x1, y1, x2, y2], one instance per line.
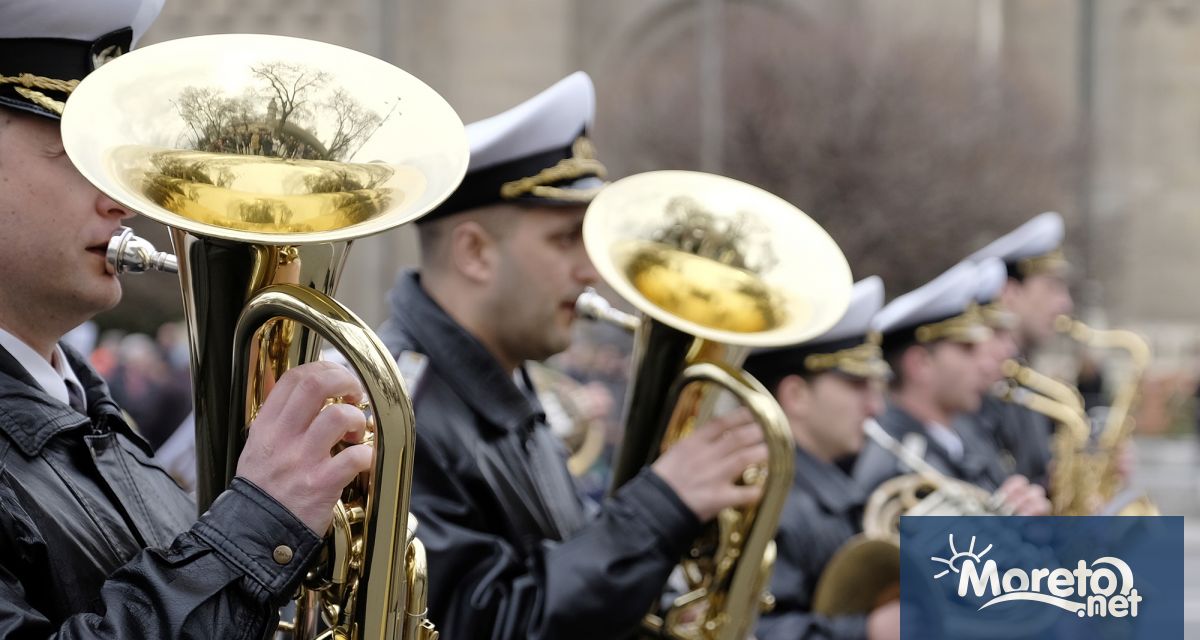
[899, 344, 931, 385]
[775, 374, 812, 420]
[448, 220, 501, 284]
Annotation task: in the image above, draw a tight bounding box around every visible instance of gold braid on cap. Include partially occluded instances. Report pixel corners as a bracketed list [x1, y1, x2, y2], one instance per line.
[0, 73, 79, 115]
[500, 136, 608, 202]
[1017, 247, 1068, 278]
[980, 302, 1018, 331]
[914, 304, 993, 344]
[803, 332, 892, 381]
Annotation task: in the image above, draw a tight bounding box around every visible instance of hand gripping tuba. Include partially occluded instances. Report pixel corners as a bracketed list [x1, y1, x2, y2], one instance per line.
[577, 171, 853, 639]
[61, 34, 469, 639]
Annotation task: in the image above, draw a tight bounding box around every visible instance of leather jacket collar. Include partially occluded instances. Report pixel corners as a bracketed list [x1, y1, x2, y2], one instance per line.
[386, 270, 545, 434]
[0, 343, 152, 457]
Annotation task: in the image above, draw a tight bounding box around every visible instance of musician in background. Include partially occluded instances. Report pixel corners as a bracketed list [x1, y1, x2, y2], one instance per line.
[851, 263, 1050, 515]
[376, 72, 769, 640]
[965, 212, 1074, 487]
[0, 1, 372, 637]
[954, 257, 1024, 478]
[745, 277, 898, 640]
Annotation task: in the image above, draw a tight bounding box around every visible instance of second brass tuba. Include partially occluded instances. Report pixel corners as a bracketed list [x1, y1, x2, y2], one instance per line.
[62, 34, 469, 639]
[577, 171, 853, 639]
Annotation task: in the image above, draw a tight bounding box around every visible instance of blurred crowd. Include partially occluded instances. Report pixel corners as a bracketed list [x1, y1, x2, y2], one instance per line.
[70, 321, 193, 450]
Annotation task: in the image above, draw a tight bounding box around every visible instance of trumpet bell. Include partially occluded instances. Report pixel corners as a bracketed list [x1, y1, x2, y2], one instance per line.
[583, 170, 852, 347]
[61, 33, 468, 244]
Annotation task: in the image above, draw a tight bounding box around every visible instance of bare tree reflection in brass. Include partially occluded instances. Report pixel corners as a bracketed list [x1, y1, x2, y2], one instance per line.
[174, 60, 390, 162]
[624, 195, 784, 334]
[118, 60, 403, 235]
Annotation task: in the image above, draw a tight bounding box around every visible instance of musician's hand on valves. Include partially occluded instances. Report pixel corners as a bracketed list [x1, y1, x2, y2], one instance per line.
[651, 408, 769, 522]
[235, 361, 375, 535]
[995, 474, 1051, 516]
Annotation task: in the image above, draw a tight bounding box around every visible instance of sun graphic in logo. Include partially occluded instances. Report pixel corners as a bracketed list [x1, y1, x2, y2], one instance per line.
[930, 534, 993, 580]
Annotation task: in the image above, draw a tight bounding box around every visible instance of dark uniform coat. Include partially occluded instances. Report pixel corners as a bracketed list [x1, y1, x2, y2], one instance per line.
[853, 403, 1011, 495]
[756, 447, 868, 640]
[377, 271, 702, 640]
[964, 394, 1053, 489]
[0, 343, 319, 638]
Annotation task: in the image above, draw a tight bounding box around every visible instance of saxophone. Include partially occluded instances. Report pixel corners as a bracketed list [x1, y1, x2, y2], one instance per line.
[1053, 317, 1157, 515]
[999, 360, 1095, 515]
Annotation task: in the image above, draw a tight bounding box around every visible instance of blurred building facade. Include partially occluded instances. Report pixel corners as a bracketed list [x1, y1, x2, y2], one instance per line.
[127, 0, 1200, 371]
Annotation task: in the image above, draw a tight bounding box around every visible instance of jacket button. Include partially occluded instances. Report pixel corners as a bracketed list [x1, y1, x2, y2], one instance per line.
[273, 545, 294, 565]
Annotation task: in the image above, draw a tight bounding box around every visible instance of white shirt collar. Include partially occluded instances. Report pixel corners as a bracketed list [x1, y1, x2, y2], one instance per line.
[0, 326, 83, 407]
[924, 421, 964, 462]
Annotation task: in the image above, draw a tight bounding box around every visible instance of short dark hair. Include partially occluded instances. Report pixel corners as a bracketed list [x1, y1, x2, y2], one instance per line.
[882, 340, 921, 391]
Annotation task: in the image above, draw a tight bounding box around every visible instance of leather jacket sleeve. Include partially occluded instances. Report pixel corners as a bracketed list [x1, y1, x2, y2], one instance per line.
[0, 478, 321, 640]
[414, 439, 702, 640]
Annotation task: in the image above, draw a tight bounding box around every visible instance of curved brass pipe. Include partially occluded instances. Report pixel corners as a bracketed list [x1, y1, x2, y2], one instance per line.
[1053, 316, 1155, 514]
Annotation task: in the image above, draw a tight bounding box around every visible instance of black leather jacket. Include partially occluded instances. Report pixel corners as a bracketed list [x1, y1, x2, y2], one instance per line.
[0, 344, 320, 638]
[377, 271, 702, 640]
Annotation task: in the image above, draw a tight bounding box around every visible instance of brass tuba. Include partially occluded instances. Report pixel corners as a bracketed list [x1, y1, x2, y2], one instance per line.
[576, 171, 853, 640]
[61, 34, 469, 639]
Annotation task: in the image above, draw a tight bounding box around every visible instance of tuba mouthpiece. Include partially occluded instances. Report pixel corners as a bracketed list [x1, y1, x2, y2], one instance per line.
[106, 228, 179, 275]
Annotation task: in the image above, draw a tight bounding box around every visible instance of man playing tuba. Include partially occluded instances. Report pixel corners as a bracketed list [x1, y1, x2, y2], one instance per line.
[376, 72, 770, 640]
[0, 1, 373, 637]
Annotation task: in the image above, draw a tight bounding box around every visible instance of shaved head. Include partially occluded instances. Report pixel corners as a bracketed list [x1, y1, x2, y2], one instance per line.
[417, 203, 520, 272]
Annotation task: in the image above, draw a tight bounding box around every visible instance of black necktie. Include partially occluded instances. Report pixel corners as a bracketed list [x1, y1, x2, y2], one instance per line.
[66, 381, 87, 415]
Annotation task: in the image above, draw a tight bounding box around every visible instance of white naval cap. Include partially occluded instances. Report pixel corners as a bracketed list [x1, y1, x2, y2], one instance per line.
[966, 211, 1066, 279]
[822, 275, 885, 344]
[0, 0, 163, 119]
[745, 276, 890, 382]
[972, 257, 1020, 331]
[424, 71, 607, 221]
[973, 257, 1008, 305]
[872, 262, 989, 344]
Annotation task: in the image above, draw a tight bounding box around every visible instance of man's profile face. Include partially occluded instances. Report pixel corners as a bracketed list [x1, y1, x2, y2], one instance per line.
[974, 328, 1018, 391]
[929, 341, 984, 415]
[1004, 273, 1073, 348]
[807, 372, 884, 459]
[0, 110, 132, 326]
[490, 204, 598, 362]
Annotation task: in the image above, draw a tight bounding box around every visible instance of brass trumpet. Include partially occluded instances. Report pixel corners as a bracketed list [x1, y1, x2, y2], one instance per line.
[62, 34, 469, 639]
[578, 170, 853, 639]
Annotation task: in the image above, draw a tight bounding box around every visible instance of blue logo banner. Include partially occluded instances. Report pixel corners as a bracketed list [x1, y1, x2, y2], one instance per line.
[899, 516, 1183, 639]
